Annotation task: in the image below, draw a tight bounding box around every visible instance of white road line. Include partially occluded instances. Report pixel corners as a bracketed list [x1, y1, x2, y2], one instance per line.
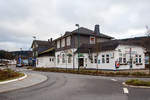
[111, 79, 117, 81]
[123, 88, 129, 94]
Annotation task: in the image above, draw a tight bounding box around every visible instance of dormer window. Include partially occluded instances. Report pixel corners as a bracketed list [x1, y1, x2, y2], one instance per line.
[66, 36, 71, 46]
[57, 40, 60, 48]
[90, 36, 95, 44]
[61, 38, 65, 47]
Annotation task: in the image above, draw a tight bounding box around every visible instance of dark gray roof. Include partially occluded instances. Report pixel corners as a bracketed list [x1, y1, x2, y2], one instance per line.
[32, 40, 51, 47]
[31, 40, 55, 54]
[71, 27, 113, 39]
[76, 40, 140, 53]
[120, 36, 150, 52]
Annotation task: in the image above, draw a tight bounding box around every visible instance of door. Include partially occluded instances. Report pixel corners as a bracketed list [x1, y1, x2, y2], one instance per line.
[79, 58, 84, 67]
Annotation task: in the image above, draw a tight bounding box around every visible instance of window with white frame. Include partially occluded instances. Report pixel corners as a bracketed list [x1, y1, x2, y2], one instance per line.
[57, 55, 60, 64]
[37, 59, 39, 65]
[66, 36, 71, 46]
[68, 56, 71, 63]
[102, 55, 105, 63]
[119, 57, 122, 63]
[61, 38, 65, 47]
[136, 55, 142, 64]
[90, 36, 95, 44]
[85, 58, 87, 63]
[123, 54, 126, 63]
[91, 57, 93, 63]
[49, 58, 51, 62]
[57, 40, 60, 48]
[106, 54, 109, 63]
[119, 53, 122, 63]
[94, 56, 97, 63]
[139, 55, 142, 63]
[52, 58, 54, 62]
[62, 54, 65, 63]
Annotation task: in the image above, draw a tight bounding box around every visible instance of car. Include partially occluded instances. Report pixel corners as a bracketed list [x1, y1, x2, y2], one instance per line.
[16, 63, 22, 67]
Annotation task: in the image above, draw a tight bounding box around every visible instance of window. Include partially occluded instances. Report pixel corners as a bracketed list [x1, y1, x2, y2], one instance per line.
[119, 53, 122, 56]
[123, 58, 126, 63]
[139, 55, 142, 63]
[135, 55, 138, 63]
[66, 36, 71, 46]
[57, 40, 60, 48]
[49, 58, 51, 62]
[119, 57, 122, 63]
[135, 55, 142, 64]
[61, 38, 65, 47]
[52, 58, 54, 62]
[90, 36, 95, 44]
[123, 54, 126, 63]
[37, 59, 39, 65]
[91, 58, 93, 63]
[57, 55, 60, 64]
[68, 56, 71, 63]
[106, 54, 109, 63]
[85, 58, 87, 63]
[94, 56, 97, 63]
[102, 55, 105, 63]
[36, 51, 38, 56]
[62, 54, 65, 63]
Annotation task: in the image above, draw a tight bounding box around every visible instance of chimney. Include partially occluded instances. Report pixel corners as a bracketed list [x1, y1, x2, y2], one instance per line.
[94, 24, 100, 35]
[50, 38, 53, 42]
[48, 38, 53, 42]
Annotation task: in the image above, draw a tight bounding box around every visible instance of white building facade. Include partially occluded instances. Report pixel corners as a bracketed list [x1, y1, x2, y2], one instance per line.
[77, 45, 145, 70]
[35, 25, 146, 70]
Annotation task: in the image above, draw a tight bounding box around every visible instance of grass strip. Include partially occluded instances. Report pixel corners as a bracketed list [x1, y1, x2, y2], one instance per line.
[0, 68, 24, 82]
[33, 67, 150, 77]
[125, 79, 150, 86]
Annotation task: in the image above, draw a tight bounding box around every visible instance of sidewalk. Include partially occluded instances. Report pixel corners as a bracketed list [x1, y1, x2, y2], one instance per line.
[0, 72, 47, 93]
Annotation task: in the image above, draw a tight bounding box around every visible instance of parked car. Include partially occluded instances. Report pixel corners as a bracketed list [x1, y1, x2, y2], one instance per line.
[16, 63, 22, 67]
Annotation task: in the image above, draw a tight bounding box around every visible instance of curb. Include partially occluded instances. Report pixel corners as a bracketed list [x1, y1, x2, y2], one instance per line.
[122, 82, 150, 89]
[0, 73, 47, 93]
[0, 73, 27, 85]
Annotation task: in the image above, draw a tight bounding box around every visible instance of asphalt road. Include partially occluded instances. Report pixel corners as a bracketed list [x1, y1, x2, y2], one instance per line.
[0, 67, 150, 100]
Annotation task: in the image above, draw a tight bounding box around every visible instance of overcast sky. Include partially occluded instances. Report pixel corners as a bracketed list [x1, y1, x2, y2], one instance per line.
[0, 0, 150, 51]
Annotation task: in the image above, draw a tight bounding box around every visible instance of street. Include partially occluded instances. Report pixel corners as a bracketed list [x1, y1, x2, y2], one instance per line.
[0, 67, 150, 100]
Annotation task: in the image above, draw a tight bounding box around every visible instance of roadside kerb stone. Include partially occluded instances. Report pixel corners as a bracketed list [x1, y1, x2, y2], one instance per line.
[123, 82, 150, 88]
[0, 73, 47, 93]
[0, 73, 27, 85]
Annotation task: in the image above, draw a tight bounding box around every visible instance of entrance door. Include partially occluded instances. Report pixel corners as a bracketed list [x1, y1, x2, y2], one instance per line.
[79, 58, 84, 67]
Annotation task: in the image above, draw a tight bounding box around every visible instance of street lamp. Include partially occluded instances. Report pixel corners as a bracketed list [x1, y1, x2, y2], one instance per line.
[20, 48, 22, 65]
[75, 24, 80, 71]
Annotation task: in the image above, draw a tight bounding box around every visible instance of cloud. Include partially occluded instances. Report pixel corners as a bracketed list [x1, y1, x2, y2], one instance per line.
[0, 0, 150, 51]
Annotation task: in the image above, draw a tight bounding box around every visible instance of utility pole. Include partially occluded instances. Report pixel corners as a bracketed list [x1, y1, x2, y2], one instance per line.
[129, 48, 132, 70]
[146, 25, 150, 74]
[75, 24, 80, 72]
[96, 34, 99, 74]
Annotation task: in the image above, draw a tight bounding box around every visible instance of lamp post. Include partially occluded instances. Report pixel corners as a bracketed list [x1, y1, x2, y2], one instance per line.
[75, 24, 80, 71]
[20, 48, 22, 65]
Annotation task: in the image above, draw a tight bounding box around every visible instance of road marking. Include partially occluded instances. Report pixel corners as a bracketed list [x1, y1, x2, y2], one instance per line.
[123, 88, 129, 94]
[111, 79, 117, 81]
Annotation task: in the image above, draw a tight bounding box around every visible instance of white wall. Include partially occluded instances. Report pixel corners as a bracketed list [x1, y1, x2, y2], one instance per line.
[37, 45, 145, 70]
[76, 45, 145, 70]
[36, 56, 55, 68]
[114, 45, 145, 70]
[55, 48, 77, 68]
[81, 51, 115, 70]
